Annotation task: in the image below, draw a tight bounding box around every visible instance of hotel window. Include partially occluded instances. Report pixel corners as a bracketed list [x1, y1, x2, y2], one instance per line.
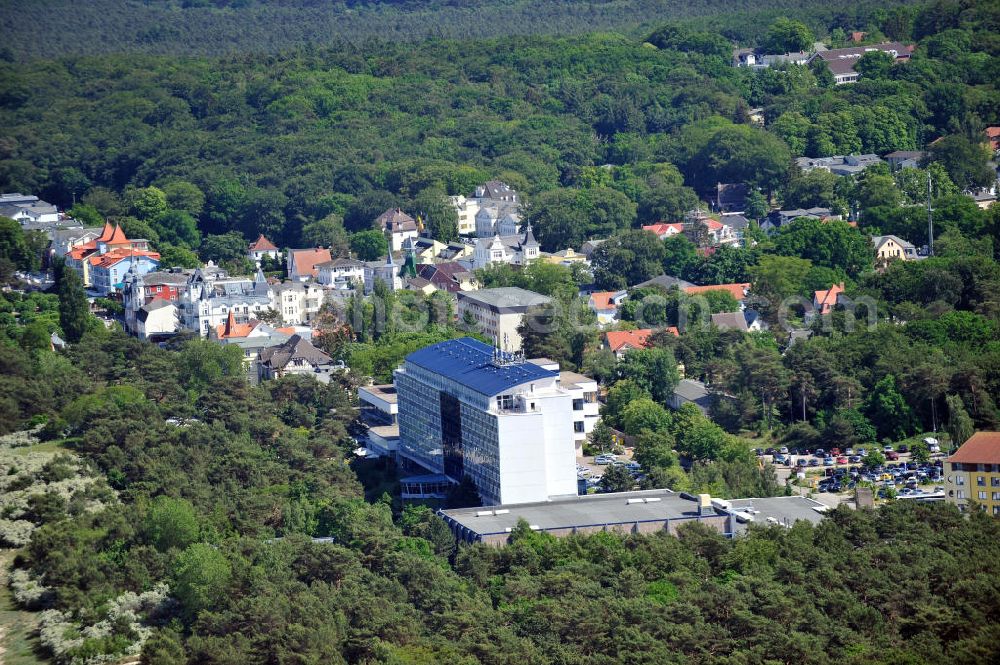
[957, 490, 965, 499]
[978, 476, 986, 486]
[956, 475, 965, 485]
[979, 491, 988, 500]
[573, 399, 584, 411]
[993, 492, 1000, 501]
[995, 506, 1000, 516]
[496, 394, 514, 411]
[993, 478, 1000, 487]
[574, 421, 584, 433]
[584, 391, 597, 403]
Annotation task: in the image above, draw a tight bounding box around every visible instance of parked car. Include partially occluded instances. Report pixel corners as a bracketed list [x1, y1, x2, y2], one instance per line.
[779, 447, 789, 455]
[814, 448, 826, 458]
[823, 457, 835, 466]
[886, 451, 900, 461]
[773, 454, 786, 464]
[835, 456, 847, 465]
[809, 459, 819, 467]
[796, 459, 808, 467]
[859, 448, 869, 457]
[848, 455, 861, 463]
[883, 445, 894, 453]
[830, 447, 841, 456]
[897, 444, 909, 453]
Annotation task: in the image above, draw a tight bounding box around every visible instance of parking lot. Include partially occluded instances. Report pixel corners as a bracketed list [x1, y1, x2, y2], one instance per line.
[759, 444, 947, 503]
[576, 450, 642, 490]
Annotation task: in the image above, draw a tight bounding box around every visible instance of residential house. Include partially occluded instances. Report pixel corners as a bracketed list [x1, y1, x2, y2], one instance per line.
[471, 225, 540, 270]
[375, 208, 420, 251]
[258, 334, 337, 383]
[873, 235, 919, 265]
[66, 222, 158, 291]
[986, 127, 1000, 154]
[316, 257, 364, 289]
[603, 329, 653, 359]
[580, 239, 607, 258]
[134, 298, 178, 341]
[364, 253, 403, 294]
[711, 311, 749, 333]
[474, 205, 521, 238]
[642, 223, 685, 240]
[0, 193, 62, 226]
[810, 42, 913, 84]
[812, 283, 845, 316]
[668, 379, 716, 415]
[715, 183, 749, 212]
[720, 213, 751, 244]
[762, 207, 838, 233]
[122, 268, 191, 334]
[415, 262, 477, 293]
[546, 248, 588, 265]
[733, 49, 811, 69]
[885, 150, 927, 170]
[177, 266, 275, 337]
[634, 274, 694, 290]
[273, 281, 325, 325]
[287, 247, 332, 281]
[684, 283, 750, 303]
[456, 287, 552, 352]
[795, 154, 883, 175]
[588, 290, 627, 326]
[437, 241, 474, 262]
[450, 180, 521, 236]
[51, 227, 103, 260]
[944, 431, 1000, 514]
[248, 234, 281, 262]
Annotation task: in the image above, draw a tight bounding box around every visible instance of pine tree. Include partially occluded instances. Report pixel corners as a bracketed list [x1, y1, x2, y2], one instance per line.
[53, 258, 89, 343]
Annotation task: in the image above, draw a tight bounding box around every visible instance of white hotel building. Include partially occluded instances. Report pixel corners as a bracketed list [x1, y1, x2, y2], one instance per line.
[393, 337, 581, 506]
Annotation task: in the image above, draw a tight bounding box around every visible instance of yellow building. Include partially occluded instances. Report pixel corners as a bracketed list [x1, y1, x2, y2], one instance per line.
[945, 431, 1000, 515]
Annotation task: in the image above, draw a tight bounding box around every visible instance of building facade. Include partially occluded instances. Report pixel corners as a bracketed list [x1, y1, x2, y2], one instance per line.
[456, 287, 551, 352]
[945, 432, 1000, 515]
[394, 337, 579, 506]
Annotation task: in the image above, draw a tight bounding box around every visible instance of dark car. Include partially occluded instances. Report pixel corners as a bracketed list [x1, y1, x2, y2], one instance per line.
[886, 451, 900, 461]
[897, 445, 909, 453]
[814, 448, 826, 458]
[809, 459, 820, 467]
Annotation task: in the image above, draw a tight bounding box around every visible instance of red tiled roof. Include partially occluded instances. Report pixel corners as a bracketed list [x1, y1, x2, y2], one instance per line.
[216, 310, 260, 339]
[665, 326, 679, 337]
[684, 283, 749, 301]
[986, 127, 1000, 138]
[604, 329, 653, 353]
[589, 291, 618, 311]
[97, 221, 115, 242]
[87, 248, 160, 269]
[249, 234, 279, 251]
[813, 283, 845, 314]
[948, 432, 1000, 465]
[105, 224, 129, 245]
[642, 223, 684, 238]
[290, 248, 332, 278]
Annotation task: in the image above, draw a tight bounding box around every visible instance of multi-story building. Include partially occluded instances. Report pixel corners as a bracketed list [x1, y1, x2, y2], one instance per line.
[471, 226, 540, 271]
[316, 257, 365, 289]
[945, 432, 1000, 514]
[359, 384, 400, 458]
[177, 266, 275, 337]
[273, 281, 325, 325]
[248, 234, 281, 262]
[374, 208, 420, 252]
[65, 222, 158, 292]
[287, 247, 332, 281]
[451, 180, 521, 236]
[394, 337, 579, 506]
[528, 360, 600, 454]
[122, 268, 191, 335]
[456, 287, 551, 352]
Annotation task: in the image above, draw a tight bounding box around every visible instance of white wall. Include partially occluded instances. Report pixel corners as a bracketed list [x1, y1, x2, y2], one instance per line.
[496, 412, 550, 504]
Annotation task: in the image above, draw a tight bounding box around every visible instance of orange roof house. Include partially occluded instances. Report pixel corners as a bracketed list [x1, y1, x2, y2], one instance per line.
[986, 127, 1000, 152]
[288, 248, 333, 280]
[683, 283, 750, 301]
[215, 310, 261, 339]
[642, 223, 685, 239]
[604, 329, 653, 356]
[813, 283, 845, 315]
[249, 234, 279, 252]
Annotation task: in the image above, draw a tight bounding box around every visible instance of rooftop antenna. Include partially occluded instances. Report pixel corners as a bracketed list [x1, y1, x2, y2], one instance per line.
[926, 172, 934, 257]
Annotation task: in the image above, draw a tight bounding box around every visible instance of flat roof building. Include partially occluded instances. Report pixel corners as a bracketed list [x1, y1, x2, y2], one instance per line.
[439, 490, 827, 545]
[395, 337, 579, 506]
[456, 287, 551, 352]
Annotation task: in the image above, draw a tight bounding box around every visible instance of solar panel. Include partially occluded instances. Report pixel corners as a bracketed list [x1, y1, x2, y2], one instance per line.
[405, 337, 555, 396]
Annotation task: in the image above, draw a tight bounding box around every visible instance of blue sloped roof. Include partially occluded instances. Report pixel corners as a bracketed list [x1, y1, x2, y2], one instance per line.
[404, 337, 556, 397]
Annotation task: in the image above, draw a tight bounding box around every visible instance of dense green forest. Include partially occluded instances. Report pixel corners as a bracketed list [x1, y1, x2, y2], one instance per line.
[0, 0, 919, 60]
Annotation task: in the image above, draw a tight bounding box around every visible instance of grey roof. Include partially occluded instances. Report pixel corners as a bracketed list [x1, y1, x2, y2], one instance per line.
[141, 271, 190, 286]
[727, 497, 828, 534]
[633, 274, 694, 290]
[711, 311, 749, 332]
[316, 257, 364, 269]
[456, 287, 551, 311]
[720, 214, 750, 230]
[673, 379, 710, 402]
[359, 384, 398, 404]
[873, 234, 916, 251]
[440, 489, 705, 536]
[0, 193, 39, 205]
[225, 332, 291, 351]
[259, 334, 333, 370]
[559, 370, 595, 388]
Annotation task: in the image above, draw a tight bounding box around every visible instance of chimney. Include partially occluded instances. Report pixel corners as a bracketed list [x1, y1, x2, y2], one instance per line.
[698, 494, 714, 516]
